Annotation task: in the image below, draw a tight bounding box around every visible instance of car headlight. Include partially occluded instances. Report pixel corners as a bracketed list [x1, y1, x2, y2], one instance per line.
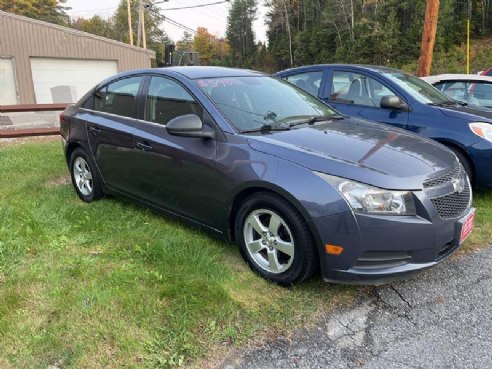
[469, 122, 492, 143]
[316, 172, 416, 215]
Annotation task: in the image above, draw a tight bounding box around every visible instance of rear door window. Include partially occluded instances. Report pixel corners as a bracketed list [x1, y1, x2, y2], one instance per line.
[94, 76, 144, 118]
[284, 71, 323, 97]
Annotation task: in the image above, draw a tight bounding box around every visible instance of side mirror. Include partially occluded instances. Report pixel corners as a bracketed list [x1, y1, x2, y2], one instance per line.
[166, 114, 215, 139]
[380, 95, 410, 112]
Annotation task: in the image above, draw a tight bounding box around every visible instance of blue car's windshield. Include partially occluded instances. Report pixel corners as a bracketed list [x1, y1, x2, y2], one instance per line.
[383, 72, 454, 105]
[195, 76, 337, 132]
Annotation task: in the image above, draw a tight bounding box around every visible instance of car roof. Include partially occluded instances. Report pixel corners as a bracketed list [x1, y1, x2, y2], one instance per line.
[96, 66, 267, 87]
[421, 74, 492, 84]
[278, 64, 402, 75]
[163, 66, 266, 79]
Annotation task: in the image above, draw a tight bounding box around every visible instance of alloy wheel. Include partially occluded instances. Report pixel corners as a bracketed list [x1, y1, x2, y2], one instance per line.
[73, 156, 93, 196]
[243, 209, 295, 274]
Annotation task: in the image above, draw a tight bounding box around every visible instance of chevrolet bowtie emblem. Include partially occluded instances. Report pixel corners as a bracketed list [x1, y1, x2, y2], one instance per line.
[452, 176, 466, 193]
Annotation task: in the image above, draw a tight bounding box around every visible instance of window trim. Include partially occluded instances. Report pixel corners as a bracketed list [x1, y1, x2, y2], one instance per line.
[139, 74, 226, 142]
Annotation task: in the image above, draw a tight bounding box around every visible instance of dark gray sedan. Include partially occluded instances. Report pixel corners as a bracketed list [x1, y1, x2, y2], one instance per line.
[60, 67, 475, 285]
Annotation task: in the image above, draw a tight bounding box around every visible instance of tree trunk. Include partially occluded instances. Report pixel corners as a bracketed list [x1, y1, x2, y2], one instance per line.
[417, 0, 440, 77]
[282, 0, 294, 67]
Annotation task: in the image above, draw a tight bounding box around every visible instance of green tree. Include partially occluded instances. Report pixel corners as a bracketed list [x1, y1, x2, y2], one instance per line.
[0, 0, 70, 25]
[177, 32, 194, 51]
[193, 27, 215, 64]
[71, 15, 114, 39]
[226, 0, 258, 67]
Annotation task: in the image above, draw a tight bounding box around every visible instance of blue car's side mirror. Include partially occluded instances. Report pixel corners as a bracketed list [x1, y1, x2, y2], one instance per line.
[380, 95, 410, 112]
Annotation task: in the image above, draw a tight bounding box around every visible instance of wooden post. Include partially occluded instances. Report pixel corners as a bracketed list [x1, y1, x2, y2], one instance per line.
[467, 17, 470, 74]
[142, 2, 147, 49]
[127, 0, 133, 46]
[136, 0, 142, 47]
[417, 0, 440, 77]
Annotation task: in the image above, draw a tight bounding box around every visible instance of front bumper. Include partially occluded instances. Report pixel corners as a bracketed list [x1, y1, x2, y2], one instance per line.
[469, 141, 492, 189]
[312, 204, 475, 285]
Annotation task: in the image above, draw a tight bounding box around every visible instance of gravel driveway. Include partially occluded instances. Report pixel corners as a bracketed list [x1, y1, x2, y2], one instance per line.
[218, 246, 492, 369]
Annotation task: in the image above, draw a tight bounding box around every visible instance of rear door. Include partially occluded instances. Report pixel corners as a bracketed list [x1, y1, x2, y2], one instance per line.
[83, 75, 145, 194]
[131, 75, 220, 226]
[323, 69, 409, 129]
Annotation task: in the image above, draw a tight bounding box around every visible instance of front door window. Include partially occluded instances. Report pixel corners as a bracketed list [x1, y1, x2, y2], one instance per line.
[330, 71, 394, 107]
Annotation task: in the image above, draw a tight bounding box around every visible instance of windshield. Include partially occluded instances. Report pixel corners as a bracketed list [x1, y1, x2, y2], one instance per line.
[195, 76, 337, 132]
[383, 71, 454, 105]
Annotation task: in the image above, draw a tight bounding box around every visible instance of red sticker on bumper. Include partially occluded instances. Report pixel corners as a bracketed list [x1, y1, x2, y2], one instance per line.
[460, 211, 475, 244]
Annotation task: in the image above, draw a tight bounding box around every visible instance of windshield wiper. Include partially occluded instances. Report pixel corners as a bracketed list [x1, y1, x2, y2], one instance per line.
[427, 100, 457, 107]
[288, 114, 345, 128]
[241, 124, 290, 134]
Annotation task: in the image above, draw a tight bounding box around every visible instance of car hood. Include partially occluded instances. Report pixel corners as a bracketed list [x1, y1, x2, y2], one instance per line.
[439, 104, 492, 121]
[247, 118, 456, 190]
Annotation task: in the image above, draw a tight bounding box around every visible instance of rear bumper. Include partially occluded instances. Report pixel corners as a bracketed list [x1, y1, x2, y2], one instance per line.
[312, 206, 475, 285]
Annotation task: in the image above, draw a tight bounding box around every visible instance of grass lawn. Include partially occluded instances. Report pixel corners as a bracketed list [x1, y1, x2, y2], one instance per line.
[0, 139, 490, 369]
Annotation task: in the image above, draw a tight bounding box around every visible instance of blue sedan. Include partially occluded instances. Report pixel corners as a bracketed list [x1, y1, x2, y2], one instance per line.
[276, 65, 492, 189]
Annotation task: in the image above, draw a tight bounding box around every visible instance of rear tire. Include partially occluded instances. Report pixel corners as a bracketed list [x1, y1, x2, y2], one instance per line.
[235, 192, 318, 286]
[69, 147, 104, 202]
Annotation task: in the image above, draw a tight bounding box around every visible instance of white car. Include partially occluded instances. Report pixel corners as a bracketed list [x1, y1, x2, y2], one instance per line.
[422, 74, 492, 108]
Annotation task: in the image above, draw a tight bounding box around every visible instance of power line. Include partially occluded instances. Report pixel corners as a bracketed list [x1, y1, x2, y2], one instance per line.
[152, 0, 229, 10]
[164, 16, 197, 33]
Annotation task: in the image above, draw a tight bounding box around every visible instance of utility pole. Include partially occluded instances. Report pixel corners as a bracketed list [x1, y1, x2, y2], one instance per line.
[127, 0, 133, 46]
[142, 1, 147, 49]
[467, 0, 472, 74]
[417, 0, 440, 77]
[136, 0, 142, 47]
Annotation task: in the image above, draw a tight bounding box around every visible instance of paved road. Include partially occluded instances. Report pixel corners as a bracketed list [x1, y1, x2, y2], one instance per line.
[218, 247, 492, 369]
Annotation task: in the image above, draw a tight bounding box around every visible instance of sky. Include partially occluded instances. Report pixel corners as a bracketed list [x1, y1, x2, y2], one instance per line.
[65, 0, 268, 43]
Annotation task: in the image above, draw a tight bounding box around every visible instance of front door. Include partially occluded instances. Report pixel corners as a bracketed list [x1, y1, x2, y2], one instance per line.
[132, 75, 221, 227]
[324, 70, 409, 129]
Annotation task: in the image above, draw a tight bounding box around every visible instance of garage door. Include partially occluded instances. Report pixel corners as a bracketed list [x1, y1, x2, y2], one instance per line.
[30, 58, 118, 104]
[0, 57, 18, 105]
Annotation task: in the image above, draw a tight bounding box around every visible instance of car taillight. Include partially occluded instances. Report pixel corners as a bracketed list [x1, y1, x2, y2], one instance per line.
[60, 113, 65, 123]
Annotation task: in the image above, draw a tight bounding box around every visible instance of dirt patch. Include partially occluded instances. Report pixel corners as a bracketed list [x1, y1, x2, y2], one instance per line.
[46, 176, 70, 186]
[0, 135, 60, 147]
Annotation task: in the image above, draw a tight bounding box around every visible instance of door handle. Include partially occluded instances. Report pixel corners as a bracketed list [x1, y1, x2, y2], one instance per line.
[89, 126, 102, 136]
[136, 142, 153, 151]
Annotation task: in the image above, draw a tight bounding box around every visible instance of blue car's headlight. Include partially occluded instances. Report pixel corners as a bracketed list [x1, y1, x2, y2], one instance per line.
[315, 172, 416, 215]
[469, 122, 492, 143]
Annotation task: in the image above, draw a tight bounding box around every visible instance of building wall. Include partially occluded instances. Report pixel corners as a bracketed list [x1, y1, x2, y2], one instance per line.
[0, 10, 155, 104]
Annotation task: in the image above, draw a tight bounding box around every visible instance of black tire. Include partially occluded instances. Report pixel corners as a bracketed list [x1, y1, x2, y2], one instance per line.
[234, 192, 318, 286]
[447, 146, 473, 185]
[69, 147, 104, 202]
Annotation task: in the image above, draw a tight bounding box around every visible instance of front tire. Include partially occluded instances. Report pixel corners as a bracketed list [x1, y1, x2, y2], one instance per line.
[235, 192, 318, 286]
[69, 147, 104, 202]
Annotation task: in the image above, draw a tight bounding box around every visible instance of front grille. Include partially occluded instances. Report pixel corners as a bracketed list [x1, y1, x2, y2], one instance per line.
[423, 160, 461, 188]
[430, 179, 471, 219]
